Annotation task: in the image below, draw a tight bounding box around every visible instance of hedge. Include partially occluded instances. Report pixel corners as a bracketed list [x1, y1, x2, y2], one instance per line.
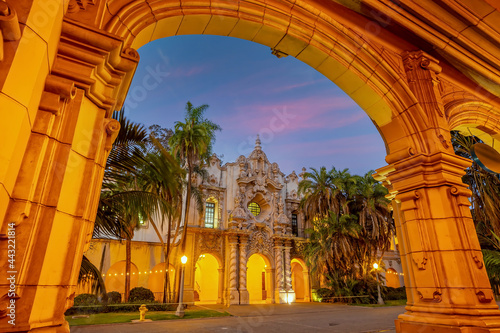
[65, 303, 178, 316]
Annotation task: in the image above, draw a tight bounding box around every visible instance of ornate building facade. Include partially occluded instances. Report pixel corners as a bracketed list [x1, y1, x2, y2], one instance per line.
[84, 137, 405, 304]
[85, 137, 313, 304]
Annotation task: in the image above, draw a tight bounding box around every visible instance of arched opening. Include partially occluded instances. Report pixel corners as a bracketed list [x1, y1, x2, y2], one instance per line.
[291, 259, 308, 301]
[148, 262, 176, 302]
[194, 253, 220, 304]
[7, 1, 500, 332]
[385, 268, 401, 288]
[105, 261, 139, 296]
[247, 253, 271, 304]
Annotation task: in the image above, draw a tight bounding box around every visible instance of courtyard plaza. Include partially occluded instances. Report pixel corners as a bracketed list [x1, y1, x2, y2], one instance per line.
[70, 302, 405, 333]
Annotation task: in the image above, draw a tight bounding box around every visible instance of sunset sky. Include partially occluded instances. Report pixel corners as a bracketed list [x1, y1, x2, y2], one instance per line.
[124, 35, 387, 176]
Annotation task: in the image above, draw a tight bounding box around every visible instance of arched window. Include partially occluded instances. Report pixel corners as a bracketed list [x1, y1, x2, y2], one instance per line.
[291, 213, 298, 236]
[248, 202, 261, 217]
[205, 201, 216, 228]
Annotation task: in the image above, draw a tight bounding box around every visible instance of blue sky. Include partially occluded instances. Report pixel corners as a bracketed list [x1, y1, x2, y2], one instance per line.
[124, 35, 387, 176]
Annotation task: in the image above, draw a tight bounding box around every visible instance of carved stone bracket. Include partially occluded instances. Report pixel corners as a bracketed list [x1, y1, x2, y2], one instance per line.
[53, 19, 140, 114]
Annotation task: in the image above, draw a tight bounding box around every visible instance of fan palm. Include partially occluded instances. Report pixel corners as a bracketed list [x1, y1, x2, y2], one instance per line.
[353, 171, 394, 274]
[168, 101, 221, 254]
[82, 111, 184, 301]
[298, 167, 336, 225]
[303, 211, 361, 279]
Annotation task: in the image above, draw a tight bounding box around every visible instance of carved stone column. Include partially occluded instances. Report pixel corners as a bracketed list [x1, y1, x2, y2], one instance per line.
[218, 268, 224, 304]
[238, 234, 249, 304]
[274, 238, 285, 303]
[226, 234, 239, 305]
[284, 239, 295, 302]
[266, 268, 276, 303]
[375, 50, 500, 332]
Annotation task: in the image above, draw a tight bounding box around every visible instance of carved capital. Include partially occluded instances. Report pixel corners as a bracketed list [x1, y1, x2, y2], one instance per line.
[385, 152, 471, 196]
[403, 51, 441, 75]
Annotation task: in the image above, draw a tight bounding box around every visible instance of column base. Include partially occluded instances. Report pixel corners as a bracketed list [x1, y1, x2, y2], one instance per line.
[227, 289, 240, 305]
[239, 289, 249, 304]
[276, 290, 295, 304]
[396, 312, 500, 333]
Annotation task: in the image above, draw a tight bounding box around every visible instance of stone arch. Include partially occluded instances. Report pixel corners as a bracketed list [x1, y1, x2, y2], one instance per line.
[96, 0, 425, 156]
[385, 268, 401, 288]
[5, 1, 500, 332]
[148, 262, 176, 301]
[194, 253, 222, 303]
[445, 98, 500, 152]
[104, 260, 139, 295]
[291, 258, 310, 302]
[247, 252, 273, 303]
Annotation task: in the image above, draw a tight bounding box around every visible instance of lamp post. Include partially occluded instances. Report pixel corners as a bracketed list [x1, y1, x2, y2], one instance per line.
[176, 255, 188, 318]
[373, 263, 384, 305]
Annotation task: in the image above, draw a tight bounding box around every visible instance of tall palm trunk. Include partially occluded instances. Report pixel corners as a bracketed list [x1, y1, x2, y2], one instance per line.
[175, 167, 192, 304]
[125, 237, 131, 302]
[181, 166, 192, 253]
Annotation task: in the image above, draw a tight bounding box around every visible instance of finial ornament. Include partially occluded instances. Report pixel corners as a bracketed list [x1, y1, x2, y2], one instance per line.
[255, 134, 261, 149]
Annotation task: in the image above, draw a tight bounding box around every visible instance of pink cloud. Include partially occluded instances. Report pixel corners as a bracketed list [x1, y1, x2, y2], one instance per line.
[220, 95, 364, 134]
[272, 79, 328, 93]
[171, 65, 208, 78]
[282, 134, 385, 156]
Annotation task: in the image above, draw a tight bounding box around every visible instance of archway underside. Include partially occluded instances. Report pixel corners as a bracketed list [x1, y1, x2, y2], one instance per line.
[3, 1, 500, 333]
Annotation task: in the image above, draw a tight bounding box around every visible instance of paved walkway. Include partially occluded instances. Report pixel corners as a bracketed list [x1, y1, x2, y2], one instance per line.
[70, 302, 403, 333]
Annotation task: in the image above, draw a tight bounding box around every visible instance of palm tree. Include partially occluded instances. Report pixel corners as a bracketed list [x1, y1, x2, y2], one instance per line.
[451, 132, 500, 236]
[352, 171, 394, 275]
[303, 211, 361, 280]
[87, 112, 184, 301]
[298, 167, 336, 225]
[331, 167, 357, 217]
[168, 101, 221, 254]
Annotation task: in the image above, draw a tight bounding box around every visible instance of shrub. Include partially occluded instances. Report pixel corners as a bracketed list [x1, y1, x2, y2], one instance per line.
[106, 291, 122, 304]
[384, 286, 407, 300]
[128, 287, 155, 303]
[315, 288, 335, 301]
[73, 293, 99, 306]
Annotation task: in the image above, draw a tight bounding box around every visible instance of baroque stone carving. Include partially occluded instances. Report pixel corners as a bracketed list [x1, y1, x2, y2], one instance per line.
[198, 232, 223, 256]
[247, 229, 274, 257]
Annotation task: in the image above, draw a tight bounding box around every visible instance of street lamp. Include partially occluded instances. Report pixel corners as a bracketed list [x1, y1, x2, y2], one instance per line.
[373, 262, 384, 305]
[176, 255, 188, 318]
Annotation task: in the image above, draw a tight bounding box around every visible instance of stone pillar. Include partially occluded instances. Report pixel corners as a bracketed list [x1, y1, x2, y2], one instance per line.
[274, 238, 286, 303]
[375, 50, 500, 332]
[284, 239, 295, 303]
[238, 234, 249, 304]
[0, 16, 138, 333]
[218, 268, 224, 304]
[267, 268, 276, 304]
[226, 234, 239, 305]
[303, 269, 311, 302]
